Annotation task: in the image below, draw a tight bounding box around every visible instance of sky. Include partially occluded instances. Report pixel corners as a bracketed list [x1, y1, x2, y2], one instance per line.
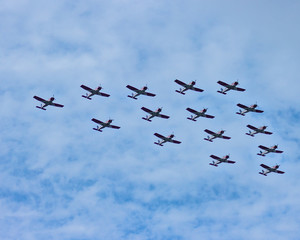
[1, 0, 300, 239]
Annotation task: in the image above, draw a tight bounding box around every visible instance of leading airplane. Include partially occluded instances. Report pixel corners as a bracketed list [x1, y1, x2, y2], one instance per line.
[246, 125, 273, 137]
[174, 79, 204, 95]
[257, 145, 283, 157]
[236, 103, 264, 116]
[217, 80, 245, 95]
[33, 95, 64, 110]
[91, 118, 120, 132]
[209, 154, 235, 167]
[259, 164, 285, 176]
[141, 107, 170, 122]
[80, 84, 110, 100]
[154, 133, 181, 146]
[186, 107, 215, 121]
[126, 85, 156, 99]
[204, 129, 231, 142]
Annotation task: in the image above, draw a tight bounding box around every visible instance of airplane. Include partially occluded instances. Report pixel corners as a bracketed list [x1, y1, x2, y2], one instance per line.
[174, 79, 204, 95]
[154, 133, 181, 146]
[246, 125, 273, 137]
[259, 164, 285, 176]
[236, 103, 264, 116]
[186, 107, 215, 121]
[209, 154, 235, 167]
[126, 85, 156, 99]
[33, 95, 64, 110]
[80, 84, 110, 99]
[257, 145, 283, 157]
[204, 129, 231, 142]
[91, 118, 120, 132]
[217, 80, 245, 95]
[141, 107, 170, 122]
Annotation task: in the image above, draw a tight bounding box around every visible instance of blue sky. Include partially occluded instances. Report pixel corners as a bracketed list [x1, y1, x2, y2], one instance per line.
[1, 1, 300, 239]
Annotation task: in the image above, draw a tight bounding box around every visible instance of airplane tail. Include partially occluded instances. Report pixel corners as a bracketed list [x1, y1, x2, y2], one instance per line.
[209, 161, 218, 167]
[142, 117, 152, 122]
[204, 137, 212, 142]
[82, 95, 92, 100]
[259, 170, 267, 176]
[175, 89, 185, 95]
[93, 127, 102, 132]
[36, 106, 46, 110]
[217, 88, 226, 95]
[154, 141, 163, 146]
[128, 95, 138, 100]
[187, 116, 196, 121]
[257, 151, 265, 156]
[245, 131, 254, 137]
[236, 110, 245, 116]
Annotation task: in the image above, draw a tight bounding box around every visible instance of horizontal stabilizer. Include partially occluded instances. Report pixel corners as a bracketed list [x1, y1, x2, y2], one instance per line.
[82, 95, 92, 100]
[128, 95, 138, 100]
[175, 90, 185, 95]
[217, 90, 226, 95]
[142, 117, 152, 122]
[36, 106, 46, 110]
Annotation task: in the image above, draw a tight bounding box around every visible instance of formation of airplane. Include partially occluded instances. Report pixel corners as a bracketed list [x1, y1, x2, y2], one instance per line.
[209, 154, 235, 167]
[174, 79, 204, 95]
[141, 107, 170, 122]
[81, 84, 110, 99]
[236, 103, 264, 116]
[204, 129, 231, 142]
[33, 95, 64, 110]
[33, 80, 286, 176]
[126, 85, 156, 99]
[217, 80, 245, 95]
[259, 164, 285, 176]
[154, 133, 181, 146]
[186, 107, 215, 121]
[91, 118, 120, 132]
[257, 145, 283, 157]
[246, 125, 272, 137]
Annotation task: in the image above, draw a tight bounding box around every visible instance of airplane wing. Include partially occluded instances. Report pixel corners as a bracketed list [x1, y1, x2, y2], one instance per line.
[80, 84, 93, 92]
[158, 114, 170, 119]
[237, 103, 249, 110]
[258, 145, 269, 151]
[204, 129, 216, 135]
[170, 139, 181, 144]
[126, 85, 139, 92]
[221, 135, 231, 139]
[91, 118, 104, 125]
[107, 125, 120, 129]
[154, 133, 167, 140]
[227, 160, 235, 164]
[99, 92, 110, 97]
[186, 108, 198, 114]
[253, 109, 264, 113]
[264, 131, 273, 135]
[275, 150, 283, 153]
[174, 79, 187, 87]
[33, 96, 46, 103]
[141, 107, 153, 114]
[247, 125, 258, 131]
[192, 87, 204, 92]
[275, 170, 285, 174]
[260, 164, 271, 170]
[144, 92, 156, 97]
[204, 114, 215, 119]
[217, 81, 230, 87]
[52, 103, 64, 108]
[210, 155, 221, 160]
[236, 87, 246, 92]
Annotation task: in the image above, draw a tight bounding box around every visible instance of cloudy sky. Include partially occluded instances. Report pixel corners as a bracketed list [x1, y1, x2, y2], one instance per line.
[1, 0, 300, 239]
